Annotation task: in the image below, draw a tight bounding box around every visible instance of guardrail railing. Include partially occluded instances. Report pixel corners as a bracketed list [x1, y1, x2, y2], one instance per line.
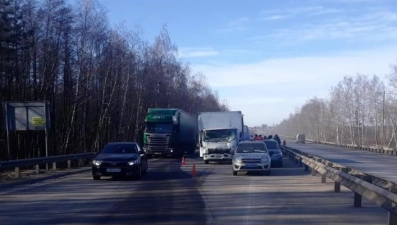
[281, 135, 397, 156]
[0, 153, 96, 179]
[281, 145, 397, 225]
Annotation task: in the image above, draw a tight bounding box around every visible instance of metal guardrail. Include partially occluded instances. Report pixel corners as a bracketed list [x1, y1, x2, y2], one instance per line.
[0, 153, 96, 178]
[281, 135, 397, 156]
[282, 146, 397, 225]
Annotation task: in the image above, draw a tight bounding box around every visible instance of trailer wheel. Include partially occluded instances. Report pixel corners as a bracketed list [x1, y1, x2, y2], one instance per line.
[204, 160, 209, 164]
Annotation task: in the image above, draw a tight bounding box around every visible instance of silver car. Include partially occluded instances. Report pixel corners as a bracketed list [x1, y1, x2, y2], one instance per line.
[232, 141, 271, 176]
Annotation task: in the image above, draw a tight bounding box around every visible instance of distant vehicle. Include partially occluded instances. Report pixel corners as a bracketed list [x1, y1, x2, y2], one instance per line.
[143, 108, 198, 157]
[296, 134, 306, 143]
[92, 142, 148, 180]
[232, 141, 271, 176]
[263, 139, 283, 167]
[199, 111, 244, 164]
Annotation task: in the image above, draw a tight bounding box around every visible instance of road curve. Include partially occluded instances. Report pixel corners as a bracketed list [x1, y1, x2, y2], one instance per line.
[0, 153, 387, 225]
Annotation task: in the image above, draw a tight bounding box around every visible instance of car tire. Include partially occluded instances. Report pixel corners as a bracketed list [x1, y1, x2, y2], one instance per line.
[142, 160, 148, 174]
[93, 176, 100, 180]
[279, 162, 283, 168]
[265, 170, 271, 176]
[233, 171, 237, 176]
[135, 166, 142, 180]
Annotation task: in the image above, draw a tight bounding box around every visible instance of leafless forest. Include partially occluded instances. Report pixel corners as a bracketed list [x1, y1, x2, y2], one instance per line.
[0, 0, 228, 160]
[275, 68, 397, 149]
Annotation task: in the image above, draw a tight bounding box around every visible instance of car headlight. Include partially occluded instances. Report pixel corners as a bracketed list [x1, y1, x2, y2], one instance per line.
[233, 157, 242, 163]
[261, 157, 269, 163]
[92, 160, 102, 166]
[128, 158, 141, 166]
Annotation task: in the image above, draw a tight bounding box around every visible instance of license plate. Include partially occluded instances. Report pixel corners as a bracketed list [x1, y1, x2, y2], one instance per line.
[106, 168, 121, 172]
[245, 164, 257, 167]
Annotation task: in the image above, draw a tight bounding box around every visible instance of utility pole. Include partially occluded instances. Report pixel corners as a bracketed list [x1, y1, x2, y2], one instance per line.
[382, 90, 385, 147]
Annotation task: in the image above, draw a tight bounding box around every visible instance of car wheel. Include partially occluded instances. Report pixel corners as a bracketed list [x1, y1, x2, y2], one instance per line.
[279, 162, 283, 168]
[204, 160, 209, 164]
[142, 160, 148, 174]
[135, 166, 142, 180]
[233, 171, 237, 176]
[93, 176, 100, 180]
[265, 170, 271, 176]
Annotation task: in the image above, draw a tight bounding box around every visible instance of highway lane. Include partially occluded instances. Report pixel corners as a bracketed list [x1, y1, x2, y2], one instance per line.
[286, 140, 397, 183]
[0, 154, 387, 225]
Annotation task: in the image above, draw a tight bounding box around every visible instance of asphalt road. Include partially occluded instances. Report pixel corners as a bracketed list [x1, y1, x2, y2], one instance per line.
[0, 153, 387, 225]
[286, 140, 397, 183]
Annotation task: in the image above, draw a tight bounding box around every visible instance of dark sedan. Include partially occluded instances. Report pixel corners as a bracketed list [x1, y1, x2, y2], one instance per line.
[91, 142, 148, 180]
[263, 139, 283, 167]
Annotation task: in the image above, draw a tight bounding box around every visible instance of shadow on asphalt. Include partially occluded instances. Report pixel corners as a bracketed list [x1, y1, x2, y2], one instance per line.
[93, 152, 211, 225]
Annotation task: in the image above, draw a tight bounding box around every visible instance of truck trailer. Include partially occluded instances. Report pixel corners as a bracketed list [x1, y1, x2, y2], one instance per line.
[198, 111, 244, 164]
[143, 108, 198, 157]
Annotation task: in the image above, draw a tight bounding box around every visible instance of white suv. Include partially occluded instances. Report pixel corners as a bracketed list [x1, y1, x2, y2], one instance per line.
[232, 141, 271, 176]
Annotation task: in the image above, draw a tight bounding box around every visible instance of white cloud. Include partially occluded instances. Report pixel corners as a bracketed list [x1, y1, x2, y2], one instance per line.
[260, 6, 342, 20]
[219, 17, 250, 32]
[179, 48, 219, 58]
[255, 10, 397, 43]
[191, 45, 397, 126]
[260, 15, 291, 21]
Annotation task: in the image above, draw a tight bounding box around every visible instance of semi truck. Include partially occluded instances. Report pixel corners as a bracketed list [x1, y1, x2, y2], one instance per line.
[143, 108, 198, 157]
[198, 111, 244, 164]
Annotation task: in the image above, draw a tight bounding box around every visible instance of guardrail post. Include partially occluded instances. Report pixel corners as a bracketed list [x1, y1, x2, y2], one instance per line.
[15, 167, 20, 178]
[334, 167, 348, 193]
[52, 162, 56, 170]
[387, 187, 397, 225]
[311, 159, 321, 176]
[35, 164, 40, 174]
[321, 162, 333, 183]
[353, 175, 371, 207]
[67, 160, 71, 169]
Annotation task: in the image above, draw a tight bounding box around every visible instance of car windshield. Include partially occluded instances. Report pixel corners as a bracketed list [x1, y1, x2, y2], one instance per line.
[236, 143, 268, 153]
[264, 141, 279, 149]
[145, 123, 173, 133]
[101, 144, 138, 154]
[204, 129, 236, 142]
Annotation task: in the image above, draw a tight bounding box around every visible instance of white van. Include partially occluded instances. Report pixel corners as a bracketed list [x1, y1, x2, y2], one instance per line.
[296, 134, 305, 143]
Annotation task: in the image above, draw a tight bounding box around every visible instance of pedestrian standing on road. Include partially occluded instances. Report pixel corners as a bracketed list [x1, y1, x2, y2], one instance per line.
[274, 134, 281, 145]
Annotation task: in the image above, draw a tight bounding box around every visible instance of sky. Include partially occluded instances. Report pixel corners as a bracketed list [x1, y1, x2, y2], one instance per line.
[97, 0, 397, 127]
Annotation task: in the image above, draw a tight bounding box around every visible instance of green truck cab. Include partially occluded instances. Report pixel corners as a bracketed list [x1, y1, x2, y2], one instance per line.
[143, 108, 198, 157]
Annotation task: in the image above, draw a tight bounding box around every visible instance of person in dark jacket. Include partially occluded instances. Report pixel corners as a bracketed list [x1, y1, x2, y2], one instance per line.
[273, 134, 281, 145]
[268, 135, 273, 139]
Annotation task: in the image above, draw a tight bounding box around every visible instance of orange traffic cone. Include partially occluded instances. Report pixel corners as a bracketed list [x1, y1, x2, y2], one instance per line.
[181, 156, 186, 166]
[192, 164, 196, 176]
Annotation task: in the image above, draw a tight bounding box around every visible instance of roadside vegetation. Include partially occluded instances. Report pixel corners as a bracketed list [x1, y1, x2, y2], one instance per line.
[0, 0, 228, 160]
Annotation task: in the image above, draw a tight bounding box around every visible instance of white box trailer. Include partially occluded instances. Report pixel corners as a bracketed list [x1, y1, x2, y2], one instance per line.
[198, 111, 244, 164]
